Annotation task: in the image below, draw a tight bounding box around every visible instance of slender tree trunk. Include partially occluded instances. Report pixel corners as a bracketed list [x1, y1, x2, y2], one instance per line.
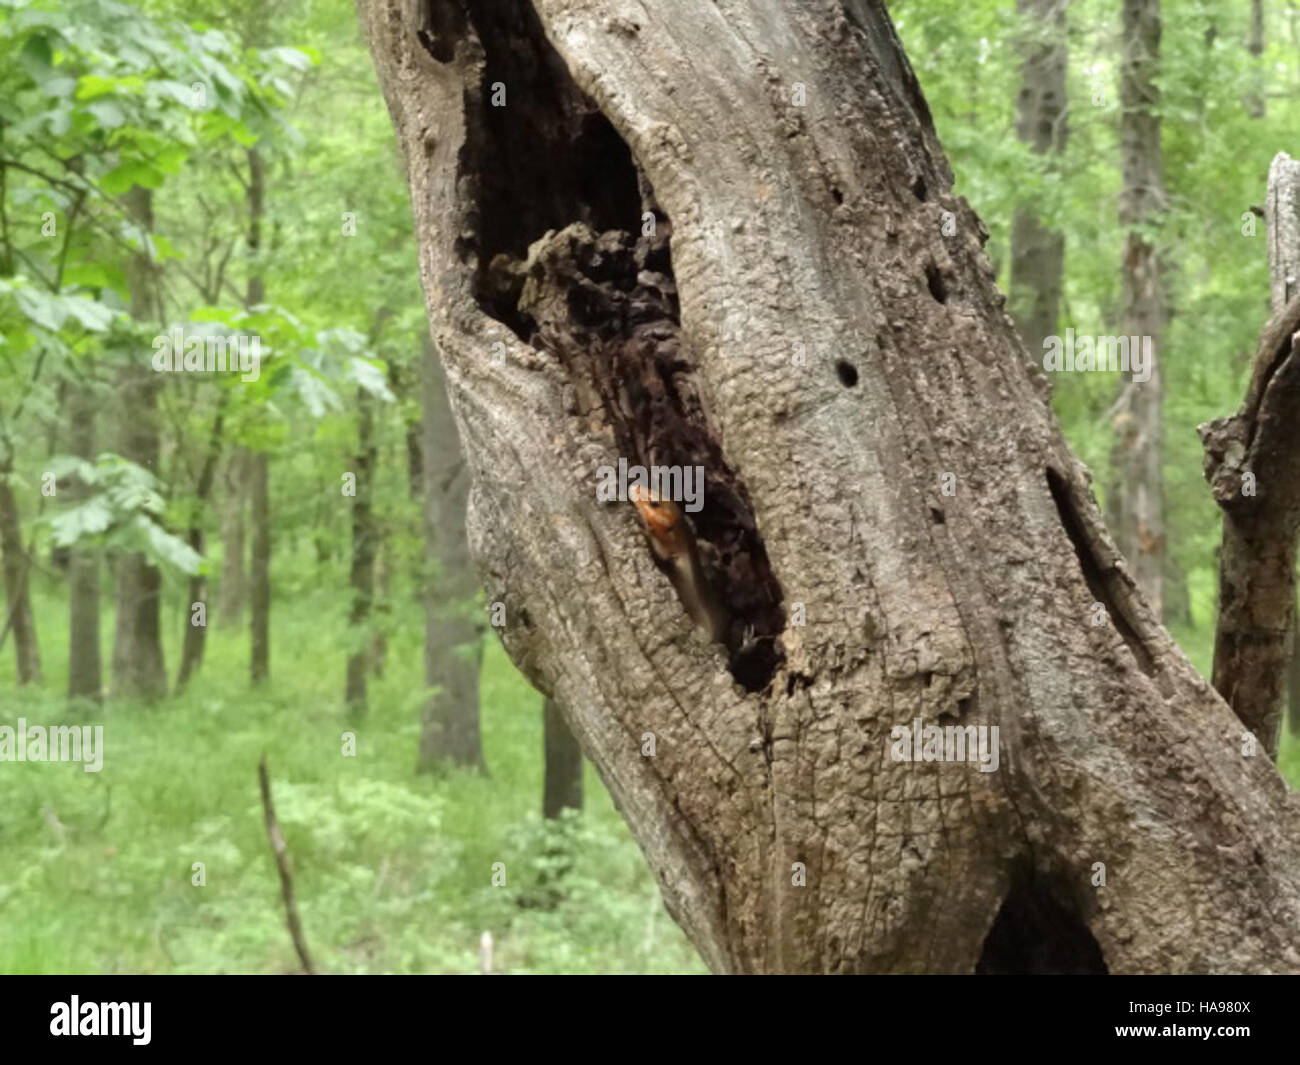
[249, 449, 270, 686]
[177, 403, 225, 690]
[111, 185, 166, 701]
[416, 336, 484, 772]
[1008, 0, 1067, 357]
[370, 536, 389, 678]
[1108, 0, 1166, 620]
[218, 447, 248, 628]
[1246, 0, 1266, 118]
[245, 148, 271, 687]
[363, 0, 1300, 973]
[0, 465, 40, 684]
[345, 391, 377, 713]
[542, 696, 583, 818]
[67, 384, 101, 706]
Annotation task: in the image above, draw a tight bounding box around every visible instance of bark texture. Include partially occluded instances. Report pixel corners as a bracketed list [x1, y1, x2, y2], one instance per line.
[1108, 0, 1166, 619]
[1200, 152, 1300, 757]
[417, 334, 485, 771]
[362, 0, 1300, 973]
[1008, 0, 1067, 357]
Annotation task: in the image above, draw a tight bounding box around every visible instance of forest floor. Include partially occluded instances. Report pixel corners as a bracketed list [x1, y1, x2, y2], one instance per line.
[0, 575, 705, 974]
[0, 578, 1294, 974]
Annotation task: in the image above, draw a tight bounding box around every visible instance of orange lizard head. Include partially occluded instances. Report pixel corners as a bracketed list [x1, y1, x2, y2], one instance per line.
[629, 484, 689, 559]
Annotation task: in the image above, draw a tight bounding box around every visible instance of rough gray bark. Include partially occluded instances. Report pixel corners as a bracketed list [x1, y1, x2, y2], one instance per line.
[362, 0, 1300, 973]
[1108, 0, 1166, 620]
[1008, 0, 1067, 356]
[543, 695, 583, 817]
[1200, 152, 1300, 756]
[417, 334, 485, 771]
[66, 384, 101, 706]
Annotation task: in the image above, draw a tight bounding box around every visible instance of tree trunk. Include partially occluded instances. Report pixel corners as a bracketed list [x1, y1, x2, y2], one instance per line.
[66, 384, 101, 706]
[0, 465, 41, 684]
[177, 403, 225, 691]
[1107, 0, 1166, 621]
[249, 449, 271, 686]
[218, 447, 249, 628]
[245, 147, 272, 687]
[542, 696, 583, 818]
[362, 0, 1300, 973]
[1008, 0, 1067, 357]
[345, 390, 377, 713]
[1201, 152, 1300, 756]
[416, 335, 485, 772]
[111, 185, 166, 701]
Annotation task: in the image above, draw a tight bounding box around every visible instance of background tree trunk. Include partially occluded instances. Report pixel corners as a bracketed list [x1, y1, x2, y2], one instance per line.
[1008, 0, 1067, 356]
[177, 403, 225, 690]
[1108, 0, 1166, 620]
[345, 390, 377, 713]
[416, 335, 484, 772]
[218, 447, 248, 629]
[0, 465, 40, 684]
[542, 696, 583, 818]
[66, 384, 101, 706]
[245, 147, 272, 687]
[111, 185, 166, 701]
[363, 0, 1300, 974]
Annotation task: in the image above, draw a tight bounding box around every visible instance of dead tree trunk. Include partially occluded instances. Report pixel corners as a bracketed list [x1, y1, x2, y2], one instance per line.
[362, 0, 1300, 974]
[1200, 152, 1300, 756]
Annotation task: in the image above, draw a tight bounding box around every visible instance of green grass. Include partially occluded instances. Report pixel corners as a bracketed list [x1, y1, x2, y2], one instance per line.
[0, 570, 705, 974]
[1, 566, 1294, 974]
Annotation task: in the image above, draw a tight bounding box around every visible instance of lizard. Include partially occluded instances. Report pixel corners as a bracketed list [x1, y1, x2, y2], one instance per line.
[628, 484, 731, 645]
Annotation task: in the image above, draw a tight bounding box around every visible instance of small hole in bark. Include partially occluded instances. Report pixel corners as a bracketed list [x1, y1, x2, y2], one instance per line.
[830, 187, 844, 205]
[925, 263, 947, 304]
[976, 870, 1108, 975]
[835, 360, 858, 387]
[930, 506, 945, 525]
[911, 176, 927, 201]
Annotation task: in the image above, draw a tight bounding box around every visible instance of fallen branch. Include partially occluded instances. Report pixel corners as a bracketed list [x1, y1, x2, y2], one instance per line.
[257, 754, 316, 974]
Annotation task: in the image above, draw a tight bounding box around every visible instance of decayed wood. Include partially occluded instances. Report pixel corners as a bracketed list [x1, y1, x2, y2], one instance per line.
[361, 0, 1300, 973]
[1200, 153, 1300, 758]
